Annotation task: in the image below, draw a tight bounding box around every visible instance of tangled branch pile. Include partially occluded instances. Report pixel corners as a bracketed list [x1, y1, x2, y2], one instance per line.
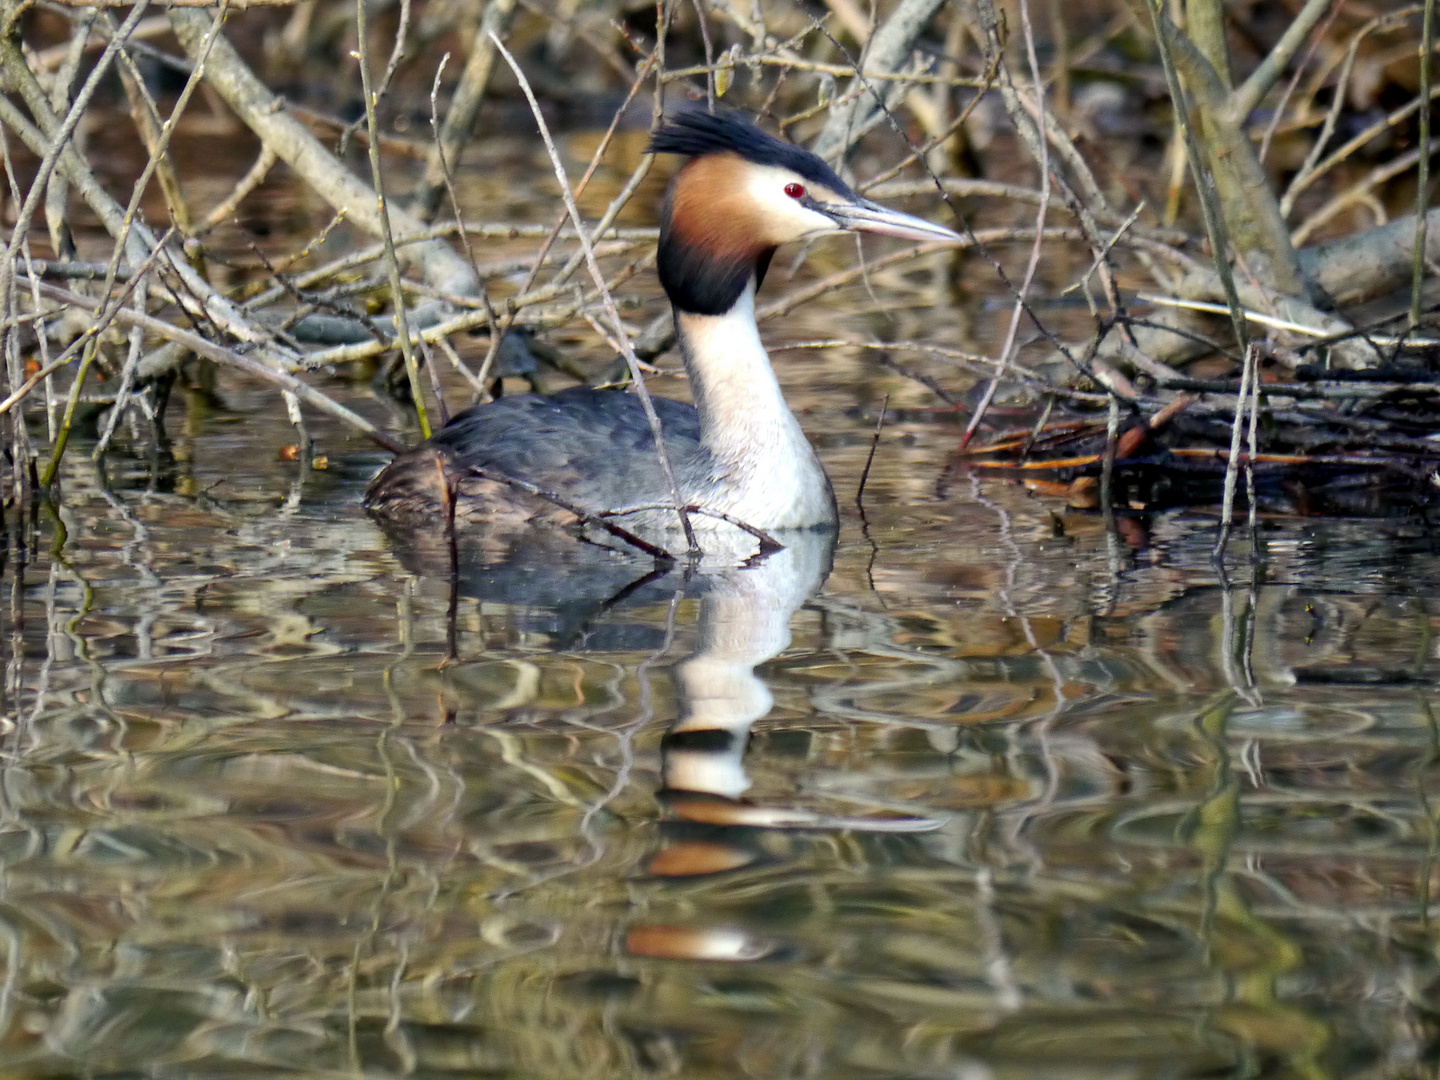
[0, 0, 1435, 525]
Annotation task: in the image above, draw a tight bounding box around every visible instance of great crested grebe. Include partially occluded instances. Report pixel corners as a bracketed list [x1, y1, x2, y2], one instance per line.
[364, 110, 961, 536]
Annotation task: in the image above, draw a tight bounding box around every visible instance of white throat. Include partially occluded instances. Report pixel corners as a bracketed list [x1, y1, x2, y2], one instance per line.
[674, 281, 836, 529]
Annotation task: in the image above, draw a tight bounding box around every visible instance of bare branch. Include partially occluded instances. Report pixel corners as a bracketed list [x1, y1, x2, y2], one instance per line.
[1230, 0, 1337, 122]
[810, 0, 948, 165]
[25, 278, 404, 452]
[409, 0, 518, 220]
[356, 0, 430, 437]
[166, 7, 477, 296]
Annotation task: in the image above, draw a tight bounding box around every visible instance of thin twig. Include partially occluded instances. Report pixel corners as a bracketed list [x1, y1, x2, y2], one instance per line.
[491, 32, 699, 553]
[482, 51, 659, 380]
[0, 0, 153, 339]
[24, 278, 404, 452]
[961, 0, 1052, 449]
[597, 504, 783, 552]
[356, 0, 429, 438]
[1283, 76, 1440, 213]
[1244, 342, 1260, 543]
[426, 56, 483, 290]
[463, 467, 676, 560]
[692, 0, 715, 110]
[1229, 0, 1338, 121]
[198, 144, 276, 232]
[1414, 0, 1435, 328]
[1100, 393, 1119, 531]
[1214, 341, 1256, 560]
[409, 0, 517, 219]
[339, 0, 410, 156]
[856, 394, 889, 510]
[1280, 6, 1421, 215]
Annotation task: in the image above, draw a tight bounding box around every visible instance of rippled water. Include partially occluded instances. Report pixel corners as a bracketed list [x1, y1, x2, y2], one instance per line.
[3, 377, 1437, 1080]
[4, 118, 1438, 1079]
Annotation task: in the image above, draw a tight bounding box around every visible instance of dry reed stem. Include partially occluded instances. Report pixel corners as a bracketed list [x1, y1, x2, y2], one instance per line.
[1213, 341, 1255, 559]
[1139, 294, 1440, 348]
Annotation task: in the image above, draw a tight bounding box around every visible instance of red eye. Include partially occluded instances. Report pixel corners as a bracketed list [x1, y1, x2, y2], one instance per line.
[784, 182, 805, 199]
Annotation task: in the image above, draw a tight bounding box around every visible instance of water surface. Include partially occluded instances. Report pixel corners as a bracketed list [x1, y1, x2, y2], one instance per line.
[1, 385, 1435, 1079]
[4, 120, 1438, 1080]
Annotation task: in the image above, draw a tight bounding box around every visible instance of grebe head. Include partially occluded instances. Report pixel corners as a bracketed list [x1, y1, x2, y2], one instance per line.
[650, 110, 961, 315]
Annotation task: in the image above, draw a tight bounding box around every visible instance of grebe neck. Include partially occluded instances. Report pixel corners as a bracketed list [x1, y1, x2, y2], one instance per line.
[673, 279, 835, 527]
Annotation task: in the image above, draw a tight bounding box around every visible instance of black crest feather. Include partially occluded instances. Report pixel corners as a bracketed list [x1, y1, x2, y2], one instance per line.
[650, 110, 855, 197]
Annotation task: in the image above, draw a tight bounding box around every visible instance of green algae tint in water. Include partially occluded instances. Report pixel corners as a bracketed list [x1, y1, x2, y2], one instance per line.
[0, 388, 1436, 1080]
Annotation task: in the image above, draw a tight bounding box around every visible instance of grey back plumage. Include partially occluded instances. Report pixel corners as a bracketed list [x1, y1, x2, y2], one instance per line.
[429, 387, 708, 514]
